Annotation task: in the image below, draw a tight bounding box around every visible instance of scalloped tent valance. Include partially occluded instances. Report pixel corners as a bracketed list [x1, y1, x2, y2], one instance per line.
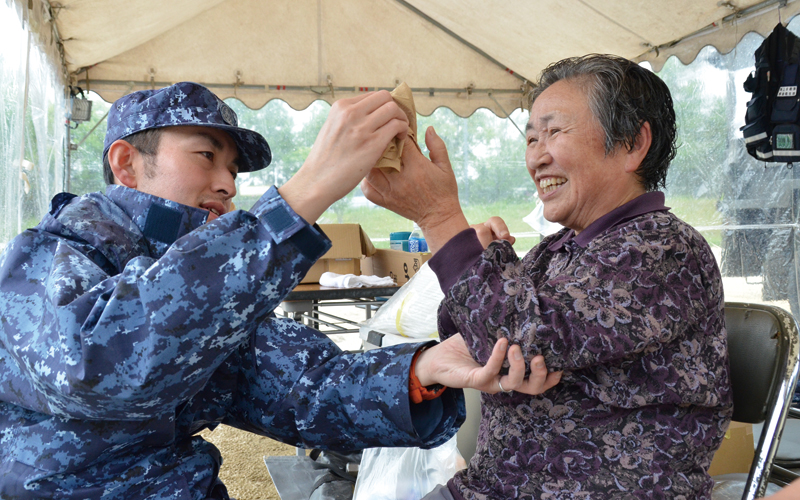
[16, 0, 800, 117]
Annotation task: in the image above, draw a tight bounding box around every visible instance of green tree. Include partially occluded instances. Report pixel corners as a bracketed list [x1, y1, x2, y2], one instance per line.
[417, 107, 530, 208]
[657, 61, 728, 201]
[68, 93, 110, 196]
[227, 99, 328, 211]
[66, 94, 533, 235]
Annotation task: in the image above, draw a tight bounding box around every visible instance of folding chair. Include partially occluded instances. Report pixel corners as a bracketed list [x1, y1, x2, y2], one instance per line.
[771, 417, 800, 476]
[712, 302, 800, 500]
[767, 392, 800, 482]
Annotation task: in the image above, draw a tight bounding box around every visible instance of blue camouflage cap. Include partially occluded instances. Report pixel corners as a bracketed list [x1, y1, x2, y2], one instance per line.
[103, 82, 271, 172]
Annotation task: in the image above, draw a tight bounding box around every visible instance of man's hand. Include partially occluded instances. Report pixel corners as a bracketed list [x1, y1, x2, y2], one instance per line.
[362, 127, 470, 253]
[414, 334, 562, 396]
[279, 91, 409, 224]
[471, 217, 516, 249]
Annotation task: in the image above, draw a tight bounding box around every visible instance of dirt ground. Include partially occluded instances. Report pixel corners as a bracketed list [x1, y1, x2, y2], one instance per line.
[199, 425, 297, 500]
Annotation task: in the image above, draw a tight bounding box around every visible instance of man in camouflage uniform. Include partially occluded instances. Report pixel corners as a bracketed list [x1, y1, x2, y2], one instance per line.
[0, 82, 555, 499]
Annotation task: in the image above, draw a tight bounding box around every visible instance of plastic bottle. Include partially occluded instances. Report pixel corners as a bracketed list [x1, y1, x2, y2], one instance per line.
[408, 222, 428, 252]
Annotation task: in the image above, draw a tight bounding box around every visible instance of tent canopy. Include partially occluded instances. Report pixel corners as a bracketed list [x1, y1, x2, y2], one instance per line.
[35, 0, 800, 116]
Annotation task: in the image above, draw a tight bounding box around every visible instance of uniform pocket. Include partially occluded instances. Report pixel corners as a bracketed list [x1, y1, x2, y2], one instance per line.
[771, 123, 800, 162]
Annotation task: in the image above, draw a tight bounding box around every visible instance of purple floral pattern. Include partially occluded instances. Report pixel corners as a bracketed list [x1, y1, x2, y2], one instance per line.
[442, 209, 732, 499]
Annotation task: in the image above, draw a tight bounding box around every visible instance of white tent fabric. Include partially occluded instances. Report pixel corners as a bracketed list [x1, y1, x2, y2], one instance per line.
[23, 0, 800, 116]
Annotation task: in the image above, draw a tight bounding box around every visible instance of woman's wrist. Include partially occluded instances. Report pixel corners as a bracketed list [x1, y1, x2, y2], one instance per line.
[419, 211, 470, 254]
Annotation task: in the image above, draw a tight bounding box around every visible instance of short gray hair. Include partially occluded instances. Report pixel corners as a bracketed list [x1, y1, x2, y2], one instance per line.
[530, 54, 677, 192]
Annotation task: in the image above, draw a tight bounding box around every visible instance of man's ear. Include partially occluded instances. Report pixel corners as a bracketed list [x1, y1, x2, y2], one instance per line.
[624, 121, 652, 174]
[107, 140, 139, 188]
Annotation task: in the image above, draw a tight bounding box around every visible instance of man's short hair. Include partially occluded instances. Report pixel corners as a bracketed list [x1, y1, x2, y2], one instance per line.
[530, 54, 678, 192]
[102, 129, 163, 185]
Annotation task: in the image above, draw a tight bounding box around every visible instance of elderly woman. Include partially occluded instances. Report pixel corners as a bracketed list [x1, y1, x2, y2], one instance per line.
[362, 54, 732, 499]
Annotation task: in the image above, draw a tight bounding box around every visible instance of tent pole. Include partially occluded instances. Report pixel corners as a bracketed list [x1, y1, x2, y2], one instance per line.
[73, 110, 108, 150]
[18, 29, 32, 235]
[65, 114, 71, 194]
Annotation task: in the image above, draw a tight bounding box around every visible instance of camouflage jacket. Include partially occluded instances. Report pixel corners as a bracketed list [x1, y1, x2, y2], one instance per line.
[0, 185, 463, 499]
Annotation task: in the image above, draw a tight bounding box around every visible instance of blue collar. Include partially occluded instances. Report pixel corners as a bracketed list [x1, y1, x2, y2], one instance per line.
[105, 184, 211, 250]
[44, 186, 212, 273]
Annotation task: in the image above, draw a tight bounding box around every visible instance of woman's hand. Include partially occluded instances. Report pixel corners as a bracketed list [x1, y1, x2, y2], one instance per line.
[279, 91, 409, 224]
[471, 216, 516, 249]
[362, 127, 470, 253]
[414, 334, 562, 395]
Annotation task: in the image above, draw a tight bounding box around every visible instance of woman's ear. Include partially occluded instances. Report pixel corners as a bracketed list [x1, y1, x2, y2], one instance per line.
[107, 140, 139, 188]
[625, 121, 652, 174]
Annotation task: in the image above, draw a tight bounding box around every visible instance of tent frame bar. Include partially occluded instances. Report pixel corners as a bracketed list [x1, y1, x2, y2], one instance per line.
[640, 0, 796, 58]
[73, 79, 526, 99]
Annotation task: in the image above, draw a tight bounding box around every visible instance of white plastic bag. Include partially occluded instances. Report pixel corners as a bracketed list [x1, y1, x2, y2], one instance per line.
[352, 435, 462, 500]
[523, 196, 563, 237]
[362, 262, 443, 339]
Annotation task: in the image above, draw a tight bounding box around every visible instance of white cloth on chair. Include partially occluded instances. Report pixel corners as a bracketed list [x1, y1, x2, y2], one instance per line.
[319, 272, 394, 288]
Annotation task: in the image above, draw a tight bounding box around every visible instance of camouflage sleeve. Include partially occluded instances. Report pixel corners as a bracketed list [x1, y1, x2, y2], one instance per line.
[223, 316, 465, 451]
[0, 189, 330, 420]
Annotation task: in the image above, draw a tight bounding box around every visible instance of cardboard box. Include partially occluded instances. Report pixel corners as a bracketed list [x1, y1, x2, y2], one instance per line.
[364, 248, 432, 285]
[708, 421, 755, 476]
[302, 224, 376, 284]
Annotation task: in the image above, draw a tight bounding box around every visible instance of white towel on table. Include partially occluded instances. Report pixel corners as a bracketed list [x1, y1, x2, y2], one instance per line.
[319, 272, 395, 288]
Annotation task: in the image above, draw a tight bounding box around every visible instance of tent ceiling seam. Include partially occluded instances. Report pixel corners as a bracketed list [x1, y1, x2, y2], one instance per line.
[576, 0, 650, 45]
[393, 0, 531, 84]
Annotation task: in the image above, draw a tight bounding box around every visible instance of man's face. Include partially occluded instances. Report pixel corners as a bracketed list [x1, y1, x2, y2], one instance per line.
[133, 126, 239, 222]
[525, 79, 645, 234]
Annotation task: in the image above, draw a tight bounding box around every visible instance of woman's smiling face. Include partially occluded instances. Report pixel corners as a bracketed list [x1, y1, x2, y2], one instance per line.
[525, 79, 646, 234]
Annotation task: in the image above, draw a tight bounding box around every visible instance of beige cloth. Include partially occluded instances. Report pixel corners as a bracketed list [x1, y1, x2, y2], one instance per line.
[375, 82, 420, 171]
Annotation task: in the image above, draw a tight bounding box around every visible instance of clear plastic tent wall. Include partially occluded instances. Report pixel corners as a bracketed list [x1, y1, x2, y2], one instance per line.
[657, 16, 800, 318]
[0, 1, 66, 248]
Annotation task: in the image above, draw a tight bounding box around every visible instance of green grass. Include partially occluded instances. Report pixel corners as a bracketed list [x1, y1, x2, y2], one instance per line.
[237, 193, 724, 253]
[330, 195, 725, 251]
[665, 196, 724, 247]
[318, 200, 543, 252]
[667, 196, 721, 226]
